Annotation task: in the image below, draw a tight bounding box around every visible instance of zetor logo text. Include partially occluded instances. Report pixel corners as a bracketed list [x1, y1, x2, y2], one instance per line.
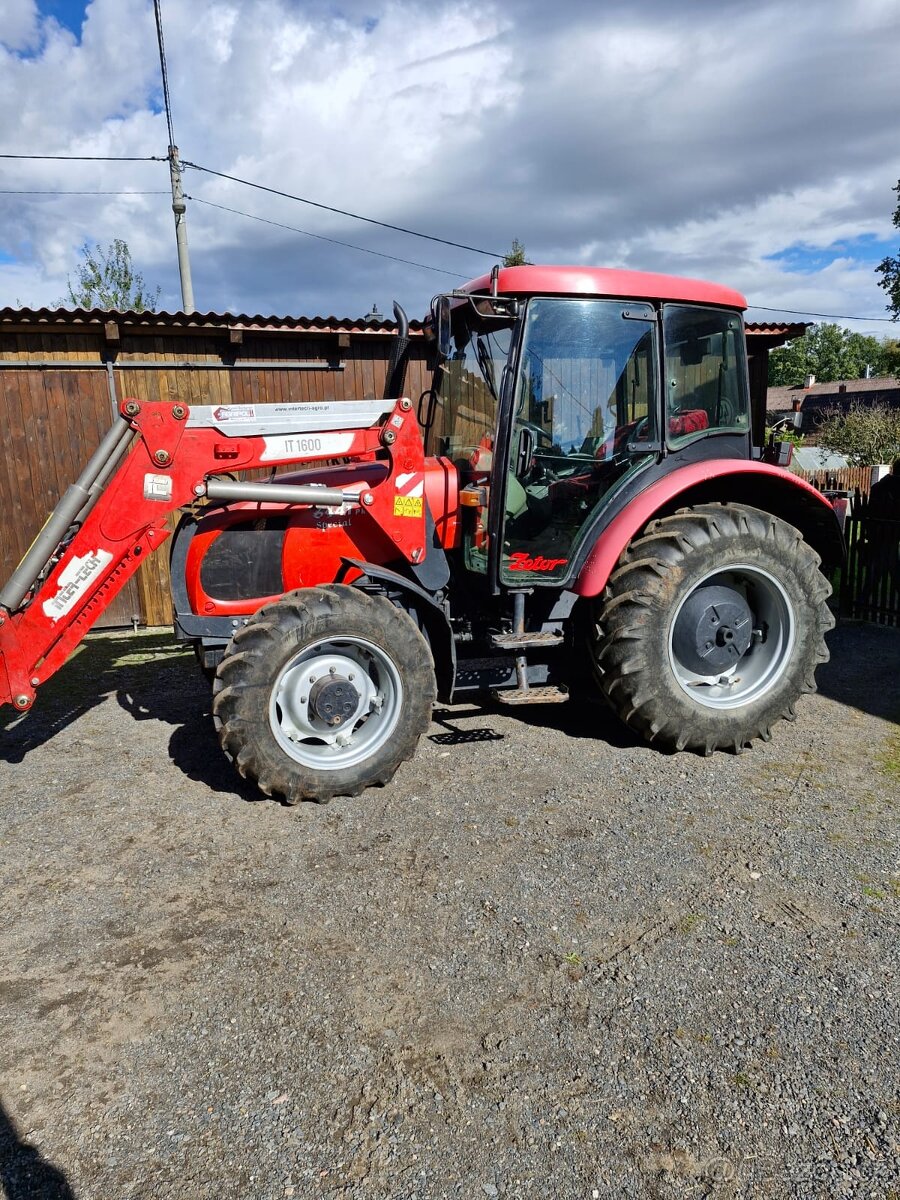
[508, 551, 568, 572]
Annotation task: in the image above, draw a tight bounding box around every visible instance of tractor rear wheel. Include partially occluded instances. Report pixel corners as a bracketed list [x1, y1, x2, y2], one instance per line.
[212, 584, 436, 803]
[592, 503, 834, 754]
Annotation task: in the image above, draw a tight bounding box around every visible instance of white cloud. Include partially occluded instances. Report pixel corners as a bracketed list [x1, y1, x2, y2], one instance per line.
[0, 0, 898, 326]
[0, 0, 38, 51]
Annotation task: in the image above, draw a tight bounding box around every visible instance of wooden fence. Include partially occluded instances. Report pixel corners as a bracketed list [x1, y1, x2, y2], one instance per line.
[793, 465, 873, 495]
[841, 490, 900, 626]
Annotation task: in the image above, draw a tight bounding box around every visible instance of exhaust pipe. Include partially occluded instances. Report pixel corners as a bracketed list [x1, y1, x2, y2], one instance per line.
[383, 301, 410, 400]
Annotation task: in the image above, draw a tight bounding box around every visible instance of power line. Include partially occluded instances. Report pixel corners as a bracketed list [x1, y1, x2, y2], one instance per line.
[0, 153, 165, 161]
[746, 304, 895, 323]
[0, 189, 168, 195]
[182, 159, 504, 259]
[153, 0, 176, 151]
[187, 194, 466, 278]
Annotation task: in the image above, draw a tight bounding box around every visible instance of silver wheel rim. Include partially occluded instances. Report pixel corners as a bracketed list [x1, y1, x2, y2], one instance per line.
[668, 563, 795, 710]
[269, 636, 404, 770]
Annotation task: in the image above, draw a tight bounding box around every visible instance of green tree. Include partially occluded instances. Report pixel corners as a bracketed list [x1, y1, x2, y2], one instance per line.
[58, 239, 161, 311]
[817, 401, 900, 466]
[876, 338, 900, 376]
[768, 323, 885, 386]
[503, 239, 528, 267]
[876, 179, 900, 319]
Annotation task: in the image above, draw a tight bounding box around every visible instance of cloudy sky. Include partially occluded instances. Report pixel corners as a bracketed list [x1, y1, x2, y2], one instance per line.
[1, 0, 899, 331]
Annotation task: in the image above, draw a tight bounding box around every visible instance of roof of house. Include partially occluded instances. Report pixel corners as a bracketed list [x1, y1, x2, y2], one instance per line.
[767, 376, 900, 433]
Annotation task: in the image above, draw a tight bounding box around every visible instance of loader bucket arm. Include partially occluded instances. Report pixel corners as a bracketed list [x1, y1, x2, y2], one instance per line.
[0, 397, 426, 713]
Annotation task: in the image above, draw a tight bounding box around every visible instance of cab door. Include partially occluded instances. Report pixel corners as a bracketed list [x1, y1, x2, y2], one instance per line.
[496, 298, 660, 586]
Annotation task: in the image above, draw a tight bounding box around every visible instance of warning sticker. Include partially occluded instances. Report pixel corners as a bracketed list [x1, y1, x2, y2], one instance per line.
[393, 495, 423, 518]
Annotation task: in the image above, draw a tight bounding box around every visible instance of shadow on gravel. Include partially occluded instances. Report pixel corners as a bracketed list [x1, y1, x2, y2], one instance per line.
[0, 632, 187, 764]
[816, 621, 900, 726]
[0, 1100, 76, 1199]
[428, 707, 505, 746]
[0, 630, 261, 803]
[493, 691, 645, 749]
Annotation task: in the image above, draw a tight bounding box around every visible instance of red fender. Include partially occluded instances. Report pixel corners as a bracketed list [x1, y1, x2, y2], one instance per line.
[573, 460, 838, 597]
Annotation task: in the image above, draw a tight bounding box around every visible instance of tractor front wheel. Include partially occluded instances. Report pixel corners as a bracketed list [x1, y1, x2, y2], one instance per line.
[593, 503, 834, 754]
[212, 585, 436, 802]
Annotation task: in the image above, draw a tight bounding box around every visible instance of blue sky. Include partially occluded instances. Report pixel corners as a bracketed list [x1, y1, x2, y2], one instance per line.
[766, 236, 896, 277]
[37, 0, 90, 34]
[1, 0, 899, 331]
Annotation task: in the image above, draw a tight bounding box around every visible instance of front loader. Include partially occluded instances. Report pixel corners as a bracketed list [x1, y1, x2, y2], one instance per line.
[0, 266, 843, 804]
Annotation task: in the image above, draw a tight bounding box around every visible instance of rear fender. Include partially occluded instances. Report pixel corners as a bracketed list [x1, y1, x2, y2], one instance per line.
[574, 460, 844, 597]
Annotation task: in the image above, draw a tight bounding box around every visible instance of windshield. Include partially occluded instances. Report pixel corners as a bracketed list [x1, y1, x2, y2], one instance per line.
[428, 315, 514, 462]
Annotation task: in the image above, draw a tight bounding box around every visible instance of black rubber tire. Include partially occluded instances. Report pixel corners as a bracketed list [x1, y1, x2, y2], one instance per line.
[212, 584, 436, 803]
[592, 503, 835, 754]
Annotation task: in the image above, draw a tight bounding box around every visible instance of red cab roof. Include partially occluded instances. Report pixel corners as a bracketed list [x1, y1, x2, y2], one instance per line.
[463, 265, 747, 310]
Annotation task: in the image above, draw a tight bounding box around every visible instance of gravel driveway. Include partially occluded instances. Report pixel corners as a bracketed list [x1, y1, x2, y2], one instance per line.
[1, 621, 898, 1199]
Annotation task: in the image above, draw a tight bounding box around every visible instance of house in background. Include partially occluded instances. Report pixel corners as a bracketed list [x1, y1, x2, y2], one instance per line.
[767, 374, 900, 440]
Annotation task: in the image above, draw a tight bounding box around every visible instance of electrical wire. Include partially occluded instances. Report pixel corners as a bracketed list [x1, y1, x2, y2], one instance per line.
[187, 194, 467, 278]
[747, 304, 895, 323]
[153, 0, 177, 151]
[0, 189, 168, 195]
[0, 153, 165, 161]
[182, 159, 504, 259]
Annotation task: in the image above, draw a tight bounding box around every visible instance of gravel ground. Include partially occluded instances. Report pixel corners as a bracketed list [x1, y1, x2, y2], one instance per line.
[1, 621, 898, 1200]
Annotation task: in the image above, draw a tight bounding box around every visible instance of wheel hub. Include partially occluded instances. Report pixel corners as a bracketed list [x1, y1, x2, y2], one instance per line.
[671, 584, 753, 675]
[309, 675, 359, 727]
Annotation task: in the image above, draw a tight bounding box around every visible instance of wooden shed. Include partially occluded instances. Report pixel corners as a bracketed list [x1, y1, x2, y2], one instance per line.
[0, 306, 431, 627]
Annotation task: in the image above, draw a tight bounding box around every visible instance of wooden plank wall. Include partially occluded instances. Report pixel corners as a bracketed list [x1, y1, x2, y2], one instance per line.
[0, 323, 432, 628]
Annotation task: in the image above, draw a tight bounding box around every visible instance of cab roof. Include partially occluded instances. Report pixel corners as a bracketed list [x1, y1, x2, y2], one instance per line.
[463, 265, 747, 311]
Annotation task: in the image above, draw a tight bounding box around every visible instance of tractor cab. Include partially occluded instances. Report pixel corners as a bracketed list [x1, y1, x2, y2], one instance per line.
[426, 266, 752, 591]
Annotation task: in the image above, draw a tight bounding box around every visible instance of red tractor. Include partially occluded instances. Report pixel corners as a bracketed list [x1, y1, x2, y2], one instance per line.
[0, 266, 841, 803]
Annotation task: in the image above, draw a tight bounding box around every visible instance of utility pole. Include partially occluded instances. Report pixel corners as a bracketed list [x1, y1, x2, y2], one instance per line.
[154, 0, 195, 312]
[168, 145, 194, 312]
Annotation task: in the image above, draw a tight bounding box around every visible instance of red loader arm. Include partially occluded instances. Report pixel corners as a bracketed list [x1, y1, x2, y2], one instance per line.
[0, 397, 426, 712]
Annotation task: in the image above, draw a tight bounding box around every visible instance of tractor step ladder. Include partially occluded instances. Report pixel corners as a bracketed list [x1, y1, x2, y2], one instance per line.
[490, 591, 568, 706]
[494, 684, 569, 705]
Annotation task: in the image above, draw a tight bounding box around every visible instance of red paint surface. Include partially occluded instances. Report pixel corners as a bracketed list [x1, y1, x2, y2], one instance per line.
[462, 265, 747, 310]
[573, 460, 835, 597]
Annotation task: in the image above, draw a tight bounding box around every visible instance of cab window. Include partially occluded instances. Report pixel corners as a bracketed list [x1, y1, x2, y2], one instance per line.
[662, 306, 749, 446]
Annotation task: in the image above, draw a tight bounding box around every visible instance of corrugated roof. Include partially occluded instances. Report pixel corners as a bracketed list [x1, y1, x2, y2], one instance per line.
[744, 321, 812, 334]
[0, 305, 806, 338]
[0, 305, 424, 334]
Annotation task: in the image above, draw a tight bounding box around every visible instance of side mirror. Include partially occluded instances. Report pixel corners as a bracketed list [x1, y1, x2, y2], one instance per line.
[433, 295, 452, 361]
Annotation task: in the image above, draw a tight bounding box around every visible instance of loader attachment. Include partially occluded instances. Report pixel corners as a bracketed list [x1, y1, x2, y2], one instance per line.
[0, 396, 426, 713]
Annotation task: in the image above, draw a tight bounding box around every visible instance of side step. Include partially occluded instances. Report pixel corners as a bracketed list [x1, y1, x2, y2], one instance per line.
[492, 685, 569, 705]
[490, 629, 564, 651]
